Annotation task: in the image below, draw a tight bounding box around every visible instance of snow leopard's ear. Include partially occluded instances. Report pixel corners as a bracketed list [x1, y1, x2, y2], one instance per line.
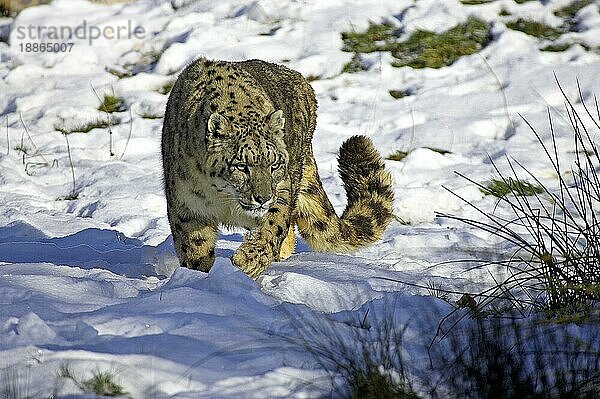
[268, 110, 285, 134]
[207, 113, 231, 139]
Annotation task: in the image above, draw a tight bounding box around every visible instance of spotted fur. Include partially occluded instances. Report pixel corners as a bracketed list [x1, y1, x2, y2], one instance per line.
[162, 57, 394, 278]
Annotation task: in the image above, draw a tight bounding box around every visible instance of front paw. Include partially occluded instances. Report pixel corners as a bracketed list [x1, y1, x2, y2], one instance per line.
[232, 241, 271, 279]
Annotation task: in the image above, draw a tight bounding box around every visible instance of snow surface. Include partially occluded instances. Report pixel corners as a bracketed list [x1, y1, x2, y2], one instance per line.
[0, 0, 599, 397]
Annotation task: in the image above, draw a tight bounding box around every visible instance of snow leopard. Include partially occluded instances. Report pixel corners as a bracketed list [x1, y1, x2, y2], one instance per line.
[161, 57, 394, 278]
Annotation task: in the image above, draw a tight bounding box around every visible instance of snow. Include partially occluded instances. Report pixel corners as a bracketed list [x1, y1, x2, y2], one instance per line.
[0, 0, 599, 397]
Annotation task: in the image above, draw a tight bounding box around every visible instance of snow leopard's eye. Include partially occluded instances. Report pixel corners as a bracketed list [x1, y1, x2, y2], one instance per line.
[233, 163, 249, 174]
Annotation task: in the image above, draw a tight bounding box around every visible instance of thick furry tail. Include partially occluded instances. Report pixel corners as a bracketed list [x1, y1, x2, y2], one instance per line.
[296, 135, 394, 252]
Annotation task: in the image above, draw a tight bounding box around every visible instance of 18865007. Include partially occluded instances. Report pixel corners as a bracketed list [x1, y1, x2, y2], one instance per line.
[19, 42, 74, 52]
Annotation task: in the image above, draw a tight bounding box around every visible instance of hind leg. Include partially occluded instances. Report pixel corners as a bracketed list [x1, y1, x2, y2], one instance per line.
[296, 153, 341, 251]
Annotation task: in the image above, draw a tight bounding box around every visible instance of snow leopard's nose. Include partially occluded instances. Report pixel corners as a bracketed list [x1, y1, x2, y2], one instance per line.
[252, 194, 271, 206]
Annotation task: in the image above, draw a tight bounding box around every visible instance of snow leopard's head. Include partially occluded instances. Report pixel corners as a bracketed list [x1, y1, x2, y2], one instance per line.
[204, 109, 288, 216]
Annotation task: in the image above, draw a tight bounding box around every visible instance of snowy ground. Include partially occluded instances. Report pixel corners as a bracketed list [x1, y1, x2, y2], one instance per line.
[0, 0, 599, 397]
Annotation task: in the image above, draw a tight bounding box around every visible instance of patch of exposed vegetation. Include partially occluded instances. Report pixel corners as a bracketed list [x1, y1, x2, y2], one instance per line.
[98, 93, 124, 113]
[506, 19, 565, 41]
[540, 42, 594, 52]
[506, 1, 595, 51]
[349, 368, 420, 399]
[460, 0, 494, 4]
[425, 147, 451, 155]
[481, 178, 544, 197]
[386, 147, 451, 161]
[388, 89, 411, 99]
[342, 53, 369, 73]
[59, 193, 79, 201]
[59, 365, 128, 397]
[386, 150, 409, 161]
[390, 17, 491, 69]
[158, 80, 174, 95]
[513, 0, 536, 4]
[139, 112, 163, 119]
[341, 17, 490, 71]
[508, 0, 598, 51]
[554, 0, 594, 28]
[80, 371, 127, 397]
[341, 21, 397, 53]
[541, 42, 572, 52]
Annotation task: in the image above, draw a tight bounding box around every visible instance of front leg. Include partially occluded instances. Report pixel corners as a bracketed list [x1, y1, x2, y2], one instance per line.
[232, 178, 292, 278]
[170, 211, 218, 272]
